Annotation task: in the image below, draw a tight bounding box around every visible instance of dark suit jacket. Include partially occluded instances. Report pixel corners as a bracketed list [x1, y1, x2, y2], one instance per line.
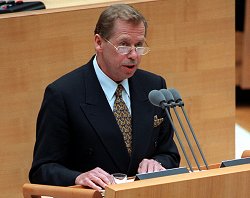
[29, 57, 180, 186]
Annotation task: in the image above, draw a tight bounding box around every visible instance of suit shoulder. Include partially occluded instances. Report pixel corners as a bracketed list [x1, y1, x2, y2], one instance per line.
[134, 69, 166, 85]
[48, 57, 94, 91]
[48, 66, 85, 91]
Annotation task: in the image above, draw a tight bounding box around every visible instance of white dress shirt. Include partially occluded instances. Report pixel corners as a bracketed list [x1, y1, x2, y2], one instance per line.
[93, 56, 131, 114]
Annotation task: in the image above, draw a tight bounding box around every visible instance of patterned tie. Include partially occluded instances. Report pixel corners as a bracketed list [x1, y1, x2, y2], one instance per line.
[113, 84, 132, 155]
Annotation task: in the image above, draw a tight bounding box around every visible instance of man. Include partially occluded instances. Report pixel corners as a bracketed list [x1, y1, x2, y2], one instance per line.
[29, 4, 180, 191]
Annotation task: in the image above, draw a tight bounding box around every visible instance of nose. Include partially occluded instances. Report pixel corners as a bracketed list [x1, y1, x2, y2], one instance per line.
[127, 47, 138, 59]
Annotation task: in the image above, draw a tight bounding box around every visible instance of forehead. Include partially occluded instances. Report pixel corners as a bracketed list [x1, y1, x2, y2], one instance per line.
[110, 19, 146, 41]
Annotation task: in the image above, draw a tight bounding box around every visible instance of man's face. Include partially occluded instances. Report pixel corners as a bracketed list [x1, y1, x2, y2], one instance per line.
[95, 19, 146, 82]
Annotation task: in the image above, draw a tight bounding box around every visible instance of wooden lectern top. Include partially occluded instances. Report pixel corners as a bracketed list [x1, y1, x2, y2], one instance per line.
[105, 164, 250, 198]
[23, 164, 250, 198]
[22, 183, 102, 198]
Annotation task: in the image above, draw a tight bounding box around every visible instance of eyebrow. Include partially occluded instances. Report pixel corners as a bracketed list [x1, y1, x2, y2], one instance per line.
[117, 37, 146, 45]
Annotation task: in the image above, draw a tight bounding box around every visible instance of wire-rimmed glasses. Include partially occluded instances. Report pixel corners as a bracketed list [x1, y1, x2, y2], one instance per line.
[103, 38, 150, 56]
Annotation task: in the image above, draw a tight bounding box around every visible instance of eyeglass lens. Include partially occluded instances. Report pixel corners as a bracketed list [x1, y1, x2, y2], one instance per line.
[117, 46, 149, 55]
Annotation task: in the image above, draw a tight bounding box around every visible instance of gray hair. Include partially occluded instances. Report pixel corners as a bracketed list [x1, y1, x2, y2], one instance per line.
[94, 4, 148, 39]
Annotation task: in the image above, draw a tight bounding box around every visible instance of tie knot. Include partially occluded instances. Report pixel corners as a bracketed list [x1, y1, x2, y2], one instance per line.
[115, 84, 123, 97]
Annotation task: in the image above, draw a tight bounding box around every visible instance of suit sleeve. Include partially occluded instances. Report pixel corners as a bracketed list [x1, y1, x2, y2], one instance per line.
[29, 85, 81, 186]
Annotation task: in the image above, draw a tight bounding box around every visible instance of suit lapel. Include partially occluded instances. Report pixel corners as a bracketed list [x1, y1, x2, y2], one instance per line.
[128, 74, 155, 172]
[79, 62, 130, 173]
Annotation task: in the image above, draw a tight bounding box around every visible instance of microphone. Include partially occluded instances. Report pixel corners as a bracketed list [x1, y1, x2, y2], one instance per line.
[168, 88, 184, 106]
[168, 88, 209, 170]
[148, 90, 168, 109]
[148, 90, 194, 172]
[160, 89, 201, 171]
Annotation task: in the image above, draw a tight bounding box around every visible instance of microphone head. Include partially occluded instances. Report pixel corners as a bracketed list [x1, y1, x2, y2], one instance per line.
[159, 89, 175, 104]
[168, 88, 182, 102]
[148, 90, 166, 108]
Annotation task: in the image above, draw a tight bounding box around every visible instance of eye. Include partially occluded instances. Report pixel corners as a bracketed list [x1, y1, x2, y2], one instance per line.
[119, 41, 130, 46]
[135, 42, 143, 47]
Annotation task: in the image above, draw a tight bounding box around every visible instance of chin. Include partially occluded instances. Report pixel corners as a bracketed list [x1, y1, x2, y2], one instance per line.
[127, 70, 137, 78]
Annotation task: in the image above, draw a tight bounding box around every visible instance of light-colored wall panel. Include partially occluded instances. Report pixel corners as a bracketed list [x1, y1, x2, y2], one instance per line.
[240, 0, 250, 88]
[0, 0, 234, 197]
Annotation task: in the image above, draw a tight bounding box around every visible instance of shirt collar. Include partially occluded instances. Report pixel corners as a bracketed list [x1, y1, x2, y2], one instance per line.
[93, 56, 130, 101]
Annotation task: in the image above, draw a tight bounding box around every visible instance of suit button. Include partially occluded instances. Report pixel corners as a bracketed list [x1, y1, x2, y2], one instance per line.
[154, 141, 158, 148]
[88, 148, 94, 155]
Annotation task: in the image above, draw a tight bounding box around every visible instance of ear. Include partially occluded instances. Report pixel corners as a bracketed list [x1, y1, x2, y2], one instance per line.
[94, 34, 103, 52]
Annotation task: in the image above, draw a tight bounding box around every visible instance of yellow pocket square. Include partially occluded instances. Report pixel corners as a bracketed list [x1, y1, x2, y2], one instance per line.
[153, 115, 164, 127]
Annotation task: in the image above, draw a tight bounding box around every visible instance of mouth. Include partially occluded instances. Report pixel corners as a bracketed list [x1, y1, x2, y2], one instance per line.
[123, 64, 136, 69]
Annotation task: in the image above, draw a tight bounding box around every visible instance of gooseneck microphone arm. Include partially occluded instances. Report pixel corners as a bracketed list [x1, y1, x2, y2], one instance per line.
[180, 105, 209, 169]
[169, 88, 209, 170]
[148, 90, 194, 172]
[160, 89, 201, 171]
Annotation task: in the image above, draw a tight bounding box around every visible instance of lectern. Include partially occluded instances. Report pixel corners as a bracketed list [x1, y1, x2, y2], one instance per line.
[23, 163, 250, 198]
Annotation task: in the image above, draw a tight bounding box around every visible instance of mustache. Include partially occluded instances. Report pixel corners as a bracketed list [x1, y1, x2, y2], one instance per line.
[122, 60, 138, 65]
